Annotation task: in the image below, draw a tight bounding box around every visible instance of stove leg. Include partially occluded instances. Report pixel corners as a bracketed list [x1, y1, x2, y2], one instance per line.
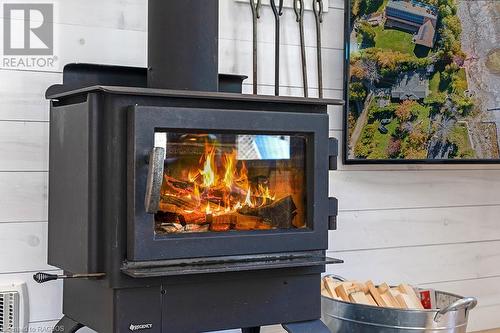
[53, 316, 84, 333]
[282, 319, 330, 333]
[242, 327, 261, 333]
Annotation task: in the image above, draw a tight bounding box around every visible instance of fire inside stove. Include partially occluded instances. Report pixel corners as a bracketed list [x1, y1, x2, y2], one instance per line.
[154, 132, 308, 234]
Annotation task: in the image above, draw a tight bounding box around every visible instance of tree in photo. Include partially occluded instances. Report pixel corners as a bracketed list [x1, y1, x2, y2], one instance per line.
[395, 100, 417, 122]
[350, 82, 367, 102]
[387, 138, 402, 158]
[358, 22, 376, 47]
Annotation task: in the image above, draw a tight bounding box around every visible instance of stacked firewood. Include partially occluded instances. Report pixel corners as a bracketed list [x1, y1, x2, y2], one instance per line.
[322, 276, 424, 310]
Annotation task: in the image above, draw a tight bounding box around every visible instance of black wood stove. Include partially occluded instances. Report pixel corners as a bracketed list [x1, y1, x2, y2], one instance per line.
[36, 1, 343, 332]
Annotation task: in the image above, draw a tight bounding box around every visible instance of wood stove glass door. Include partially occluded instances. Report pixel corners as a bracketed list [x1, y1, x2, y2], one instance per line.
[153, 132, 307, 234]
[128, 106, 329, 261]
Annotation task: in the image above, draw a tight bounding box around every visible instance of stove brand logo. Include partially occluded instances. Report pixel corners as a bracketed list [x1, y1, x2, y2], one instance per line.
[2, 2, 57, 69]
[3, 3, 53, 55]
[129, 323, 153, 331]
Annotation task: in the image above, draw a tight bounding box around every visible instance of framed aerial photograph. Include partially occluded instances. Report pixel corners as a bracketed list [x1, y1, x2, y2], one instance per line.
[344, 0, 500, 163]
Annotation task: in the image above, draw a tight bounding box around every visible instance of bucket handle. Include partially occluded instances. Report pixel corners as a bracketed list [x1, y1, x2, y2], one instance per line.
[434, 297, 477, 322]
[325, 274, 347, 282]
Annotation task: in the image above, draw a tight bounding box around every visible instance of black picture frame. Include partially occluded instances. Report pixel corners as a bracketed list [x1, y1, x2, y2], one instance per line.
[342, 0, 500, 164]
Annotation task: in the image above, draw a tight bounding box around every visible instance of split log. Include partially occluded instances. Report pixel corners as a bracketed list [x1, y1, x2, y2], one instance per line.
[163, 176, 231, 205]
[180, 212, 206, 225]
[164, 175, 193, 190]
[158, 199, 207, 225]
[163, 175, 194, 197]
[234, 214, 263, 230]
[213, 213, 238, 225]
[397, 284, 424, 310]
[161, 195, 199, 211]
[212, 213, 264, 231]
[366, 281, 388, 307]
[238, 195, 297, 228]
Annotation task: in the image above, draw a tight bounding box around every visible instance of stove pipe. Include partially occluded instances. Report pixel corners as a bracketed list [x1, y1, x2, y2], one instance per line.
[148, 0, 219, 92]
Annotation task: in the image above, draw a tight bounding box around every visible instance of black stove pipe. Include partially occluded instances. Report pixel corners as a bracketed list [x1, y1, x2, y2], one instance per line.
[148, 0, 219, 92]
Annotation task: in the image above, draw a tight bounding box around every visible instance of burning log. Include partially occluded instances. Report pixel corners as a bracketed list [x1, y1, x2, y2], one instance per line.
[158, 199, 206, 224]
[164, 175, 192, 190]
[180, 212, 206, 225]
[161, 195, 198, 211]
[234, 214, 263, 230]
[211, 212, 271, 231]
[238, 195, 297, 229]
[213, 213, 238, 225]
[163, 175, 194, 196]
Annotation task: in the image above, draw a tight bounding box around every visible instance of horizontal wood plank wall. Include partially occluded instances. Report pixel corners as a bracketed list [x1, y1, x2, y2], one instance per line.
[0, 0, 497, 332]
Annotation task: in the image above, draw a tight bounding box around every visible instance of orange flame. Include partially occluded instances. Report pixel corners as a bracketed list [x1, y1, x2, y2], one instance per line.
[199, 144, 217, 188]
[223, 150, 237, 190]
[166, 141, 276, 216]
[259, 184, 275, 200]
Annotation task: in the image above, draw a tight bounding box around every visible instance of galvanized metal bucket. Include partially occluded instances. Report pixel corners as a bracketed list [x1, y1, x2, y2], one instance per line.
[321, 276, 477, 333]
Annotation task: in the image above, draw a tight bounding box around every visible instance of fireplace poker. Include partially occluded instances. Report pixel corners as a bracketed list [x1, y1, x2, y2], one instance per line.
[270, 0, 284, 96]
[313, 0, 324, 98]
[294, 0, 308, 97]
[250, 0, 262, 95]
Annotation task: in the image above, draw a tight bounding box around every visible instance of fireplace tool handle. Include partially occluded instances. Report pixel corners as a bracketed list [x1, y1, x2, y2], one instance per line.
[270, 0, 284, 96]
[33, 272, 106, 284]
[313, 0, 324, 98]
[294, 0, 308, 97]
[250, 0, 262, 95]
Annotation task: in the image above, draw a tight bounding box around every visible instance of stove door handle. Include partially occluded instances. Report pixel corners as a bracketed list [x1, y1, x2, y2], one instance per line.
[145, 147, 165, 214]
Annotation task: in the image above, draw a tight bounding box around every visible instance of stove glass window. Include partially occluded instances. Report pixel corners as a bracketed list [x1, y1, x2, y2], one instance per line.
[153, 132, 308, 234]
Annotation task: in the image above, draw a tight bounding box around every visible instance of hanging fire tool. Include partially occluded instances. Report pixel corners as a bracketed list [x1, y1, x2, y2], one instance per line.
[294, 0, 308, 97]
[271, 0, 284, 96]
[250, 0, 262, 95]
[313, 0, 324, 98]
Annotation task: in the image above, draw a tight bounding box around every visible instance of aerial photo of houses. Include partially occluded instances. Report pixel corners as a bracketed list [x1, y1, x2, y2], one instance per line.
[347, 0, 500, 161]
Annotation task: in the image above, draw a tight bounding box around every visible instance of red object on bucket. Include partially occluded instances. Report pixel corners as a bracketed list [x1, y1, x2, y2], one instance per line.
[419, 289, 436, 309]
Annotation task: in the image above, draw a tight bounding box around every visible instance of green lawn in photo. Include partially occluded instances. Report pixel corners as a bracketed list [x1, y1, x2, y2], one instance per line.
[429, 72, 442, 94]
[448, 123, 475, 158]
[453, 68, 468, 92]
[413, 103, 431, 131]
[370, 118, 399, 159]
[374, 28, 416, 55]
[356, 101, 399, 159]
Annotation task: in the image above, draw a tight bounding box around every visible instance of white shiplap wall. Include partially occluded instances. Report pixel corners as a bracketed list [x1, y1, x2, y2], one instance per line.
[0, 0, 497, 332]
